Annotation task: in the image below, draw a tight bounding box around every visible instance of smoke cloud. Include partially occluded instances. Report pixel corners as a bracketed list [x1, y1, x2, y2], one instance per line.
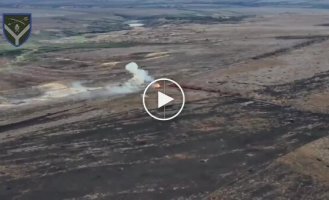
[125, 62, 154, 84]
[109, 62, 154, 94]
[0, 62, 153, 108]
[70, 62, 153, 95]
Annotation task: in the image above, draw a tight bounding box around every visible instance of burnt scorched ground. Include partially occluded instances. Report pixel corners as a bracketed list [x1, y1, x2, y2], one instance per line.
[207, 160, 329, 200]
[0, 95, 328, 200]
[1, 4, 329, 200]
[263, 70, 329, 99]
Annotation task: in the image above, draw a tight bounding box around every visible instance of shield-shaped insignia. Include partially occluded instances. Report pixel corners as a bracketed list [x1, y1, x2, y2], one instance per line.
[3, 13, 31, 47]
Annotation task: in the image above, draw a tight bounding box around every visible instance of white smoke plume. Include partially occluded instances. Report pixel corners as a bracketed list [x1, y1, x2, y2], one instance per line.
[125, 62, 154, 84]
[1, 62, 153, 108]
[71, 62, 153, 95]
[109, 62, 154, 94]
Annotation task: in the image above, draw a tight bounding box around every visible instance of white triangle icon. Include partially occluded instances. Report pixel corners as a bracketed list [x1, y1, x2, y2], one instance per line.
[158, 91, 174, 108]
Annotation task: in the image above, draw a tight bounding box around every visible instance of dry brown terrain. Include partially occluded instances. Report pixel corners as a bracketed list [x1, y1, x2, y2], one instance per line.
[0, 4, 329, 200]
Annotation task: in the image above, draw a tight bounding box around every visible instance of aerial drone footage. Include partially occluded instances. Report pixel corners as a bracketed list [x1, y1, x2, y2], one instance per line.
[0, 0, 329, 199]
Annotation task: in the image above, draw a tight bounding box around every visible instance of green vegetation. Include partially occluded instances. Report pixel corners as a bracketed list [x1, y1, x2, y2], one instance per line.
[35, 42, 138, 53]
[3, 41, 139, 64]
[117, 13, 249, 27]
[0, 48, 27, 58]
[0, 28, 139, 62]
[163, 15, 247, 23]
[85, 21, 130, 35]
[52, 17, 131, 37]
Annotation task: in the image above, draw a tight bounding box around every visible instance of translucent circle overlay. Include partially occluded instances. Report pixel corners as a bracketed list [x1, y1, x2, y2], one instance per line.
[142, 78, 185, 121]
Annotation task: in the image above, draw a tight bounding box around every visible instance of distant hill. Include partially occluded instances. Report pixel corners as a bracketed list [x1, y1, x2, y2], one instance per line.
[2, 0, 329, 9]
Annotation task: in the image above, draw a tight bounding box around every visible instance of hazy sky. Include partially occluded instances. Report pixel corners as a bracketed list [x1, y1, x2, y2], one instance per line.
[1, 0, 329, 9]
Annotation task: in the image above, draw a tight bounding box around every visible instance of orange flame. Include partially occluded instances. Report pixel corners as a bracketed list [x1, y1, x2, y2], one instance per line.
[153, 83, 161, 89]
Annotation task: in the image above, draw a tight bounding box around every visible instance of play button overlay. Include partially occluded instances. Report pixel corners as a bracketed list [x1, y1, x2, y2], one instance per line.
[158, 91, 174, 108]
[143, 78, 185, 121]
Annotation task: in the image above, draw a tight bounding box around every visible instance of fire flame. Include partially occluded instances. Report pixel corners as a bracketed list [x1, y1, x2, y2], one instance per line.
[153, 83, 161, 89]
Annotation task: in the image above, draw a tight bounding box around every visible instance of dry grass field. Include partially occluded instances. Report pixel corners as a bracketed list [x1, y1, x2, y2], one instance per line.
[0, 1, 329, 199]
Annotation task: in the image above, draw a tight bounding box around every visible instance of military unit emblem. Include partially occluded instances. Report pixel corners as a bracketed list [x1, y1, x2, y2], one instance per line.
[3, 13, 31, 47]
